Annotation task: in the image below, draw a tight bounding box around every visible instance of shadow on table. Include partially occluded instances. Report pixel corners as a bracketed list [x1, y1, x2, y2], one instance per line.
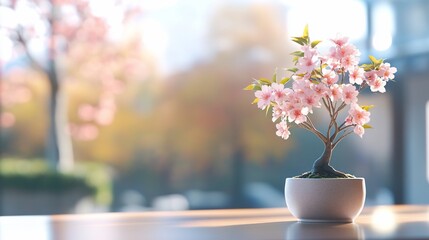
[284, 222, 364, 239]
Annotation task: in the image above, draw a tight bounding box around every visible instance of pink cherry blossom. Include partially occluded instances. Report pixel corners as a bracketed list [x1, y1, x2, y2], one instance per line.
[272, 104, 285, 122]
[248, 28, 396, 144]
[341, 84, 358, 104]
[348, 104, 370, 126]
[331, 35, 349, 47]
[293, 79, 312, 95]
[345, 115, 353, 126]
[349, 67, 364, 85]
[302, 45, 317, 58]
[311, 83, 329, 97]
[321, 69, 338, 85]
[329, 84, 342, 101]
[364, 70, 378, 85]
[369, 78, 386, 93]
[302, 93, 321, 112]
[341, 54, 359, 70]
[354, 125, 365, 138]
[255, 85, 272, 110]
[276, 120, 290, 140]
[378, 63, 397, 81]
[286, 93, 302, 108]
[297, 55, 318, 74]
[338, 44, 360, 59]
[271, 83, 290, 103]
[328, 41, 360, 71]
[338, 45, 360, 70]
[288, 107, 307, 124]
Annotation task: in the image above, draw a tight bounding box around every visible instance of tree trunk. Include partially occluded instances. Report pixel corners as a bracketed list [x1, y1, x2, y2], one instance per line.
[309, 143, 349, 178]
[312, 143, 333, 173]
[46, 60, 60, 170]
[46, 60, 74, 172]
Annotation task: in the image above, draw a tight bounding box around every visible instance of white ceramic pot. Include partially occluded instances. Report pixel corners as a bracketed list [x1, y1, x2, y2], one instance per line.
[285, 178, 366, 222]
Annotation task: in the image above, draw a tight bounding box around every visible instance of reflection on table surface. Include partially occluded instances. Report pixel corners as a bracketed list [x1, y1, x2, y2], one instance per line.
[1, 205, 429, 240]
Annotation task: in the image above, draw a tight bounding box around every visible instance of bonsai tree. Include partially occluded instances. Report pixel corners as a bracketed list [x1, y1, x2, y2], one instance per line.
[245, 26, 396, 178]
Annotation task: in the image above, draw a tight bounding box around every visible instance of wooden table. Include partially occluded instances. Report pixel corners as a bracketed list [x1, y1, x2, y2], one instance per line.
[1, 205, 429, 239]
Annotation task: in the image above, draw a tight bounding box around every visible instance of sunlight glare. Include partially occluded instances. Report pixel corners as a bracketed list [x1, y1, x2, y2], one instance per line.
[372, 33, 392, 51]
[372, 2, 395, 51]
[371, 207, 397, 234]
[0, 216, 52, 240]
[140, 19, 169, 64]
[284, 0, 367, 41]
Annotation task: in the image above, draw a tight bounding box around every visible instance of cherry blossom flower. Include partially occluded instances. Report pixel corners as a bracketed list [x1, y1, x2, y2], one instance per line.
[247, 27, 396, 142]
[341, 55, 359, 70]
[311, 83, 329, 98]
[378, 63, 397, 81]
[364, 70, 378, 85]
[369, 78, 386, 93]
[276, 120, 290, 140]
[271, 83, 290, 103]
[331, 35, 349, 47]
[302, 93, 321, 113]
[302, 45, 317, 58]
[272, 104, 285, 122]
[288, 107, 307, 124]
[322, 69, 338, 85]
[338, 44, 360, 59]
[341, 84, 358, 104]
[255, 85, 272, 110]
[329, 84, 342, 101]
[354, 125, 365, 138]
[297, 55, 318, 74]
[345, 115, 353, 126]
[348, 104, 370, 126]
[293, 79, 312, 95]
[349, 67, 365, 85]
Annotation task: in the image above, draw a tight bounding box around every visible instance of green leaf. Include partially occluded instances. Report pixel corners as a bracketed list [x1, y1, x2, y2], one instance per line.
[293, 56, 300, 64]
[369, 55, 384, 67]
[360, 63, 373, 71]
[302, 24, 309, 39]
[272, 70, 277, 83]
[291, 37, 307, 46]
[251, 98, 259, 104]
[311, 40, 322, 48]
[286, 67, 298, 73]
[290, 51, 304, 57]
[369, 55, 377, 64]
[280, 77, 290, 85]
[363, 124, 373, 129]
[258, 77, 271, 85]
[361, 105, 374, 111]
[243, 84, 256, 90]
[312, 69, 323, 78]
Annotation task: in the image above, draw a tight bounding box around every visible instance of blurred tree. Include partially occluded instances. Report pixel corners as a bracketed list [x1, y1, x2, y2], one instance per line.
[118, 3, 297, 205]
[0, 0, 150, 171]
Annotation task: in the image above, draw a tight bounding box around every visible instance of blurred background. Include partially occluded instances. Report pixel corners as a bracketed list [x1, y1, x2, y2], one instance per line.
[0, 0, 428, 215]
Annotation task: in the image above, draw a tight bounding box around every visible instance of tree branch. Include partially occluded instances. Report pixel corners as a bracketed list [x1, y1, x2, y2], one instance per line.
[16, 27, 46, 72]
[333, 129, 354, 148]
[299, 117, 327, 142]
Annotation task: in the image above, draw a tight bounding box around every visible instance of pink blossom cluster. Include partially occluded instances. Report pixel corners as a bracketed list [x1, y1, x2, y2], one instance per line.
[254, 36, 396, 140]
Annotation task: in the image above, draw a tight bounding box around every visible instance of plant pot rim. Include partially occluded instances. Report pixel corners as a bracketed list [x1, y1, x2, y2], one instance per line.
[286, 177, 364, 181]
